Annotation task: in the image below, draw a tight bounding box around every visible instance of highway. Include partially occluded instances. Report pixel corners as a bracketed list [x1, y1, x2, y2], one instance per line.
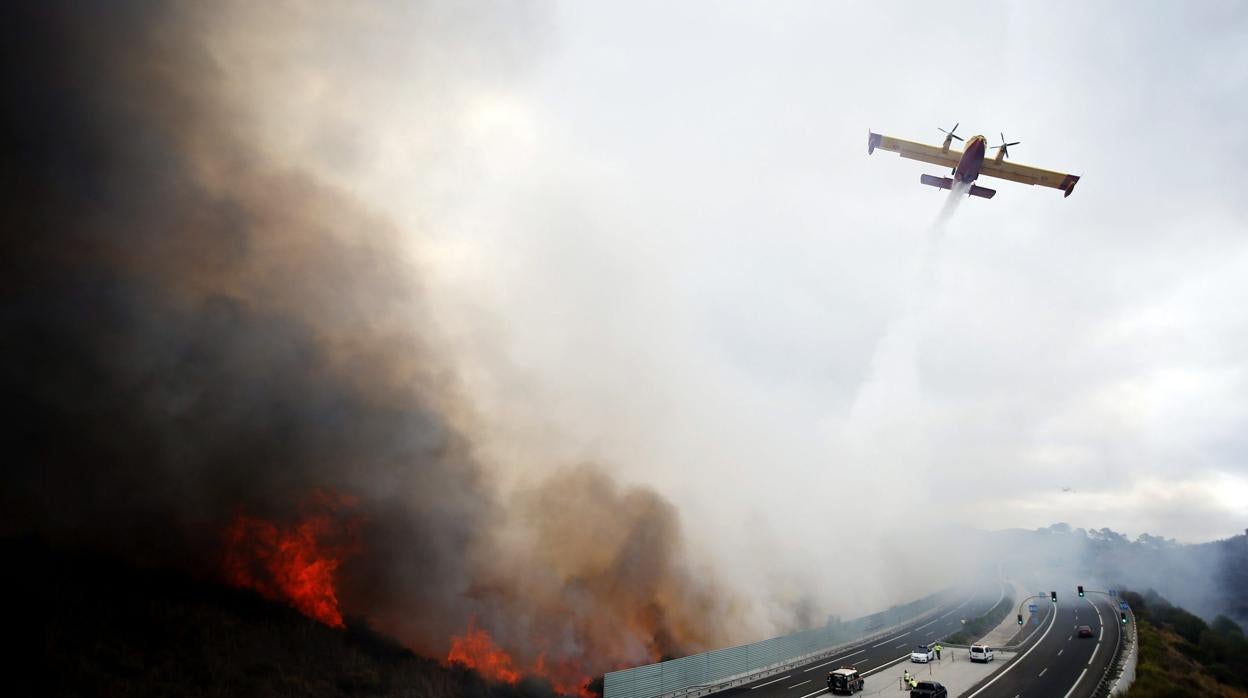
[714, 580, 1004, 698]
[963, 593, 1123, 698]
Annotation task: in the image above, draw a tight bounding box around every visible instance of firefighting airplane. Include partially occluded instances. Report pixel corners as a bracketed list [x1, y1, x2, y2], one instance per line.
[867, 123, 1080, 199]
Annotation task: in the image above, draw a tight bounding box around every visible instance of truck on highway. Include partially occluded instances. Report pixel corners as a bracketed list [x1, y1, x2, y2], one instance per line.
[826, 667, 864, 694]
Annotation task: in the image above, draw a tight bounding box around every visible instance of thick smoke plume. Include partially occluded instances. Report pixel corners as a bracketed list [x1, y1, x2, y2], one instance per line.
[0, 2, 741, 690]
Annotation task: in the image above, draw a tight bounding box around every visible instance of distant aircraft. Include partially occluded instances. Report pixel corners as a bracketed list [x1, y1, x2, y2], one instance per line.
[867, 123, 1080, 199]
[1061, 487, 1075, 493]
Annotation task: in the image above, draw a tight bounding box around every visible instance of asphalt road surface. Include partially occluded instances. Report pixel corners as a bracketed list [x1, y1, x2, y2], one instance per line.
[715, 579, 1004, 698]
[963, 593, 1123, 698]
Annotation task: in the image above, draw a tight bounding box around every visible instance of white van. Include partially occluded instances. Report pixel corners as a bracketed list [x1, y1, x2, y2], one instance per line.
[969, 645, 994, 663]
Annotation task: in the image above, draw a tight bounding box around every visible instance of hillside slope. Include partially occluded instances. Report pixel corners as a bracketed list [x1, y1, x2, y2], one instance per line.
[1124, 590, 1248, 698]
[10, 539, 563, 698]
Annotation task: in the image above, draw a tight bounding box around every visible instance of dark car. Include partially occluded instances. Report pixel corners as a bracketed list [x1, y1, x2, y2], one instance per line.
[827, 667, 863, 694]
[910, 680, 947, 698]
[1077, 625, 1095, 638]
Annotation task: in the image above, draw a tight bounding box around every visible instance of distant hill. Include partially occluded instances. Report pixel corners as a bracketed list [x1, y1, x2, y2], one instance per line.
[975, 524, 1248, 628]
[10, 538, 565, 698]
[1121, 589, 1248, 698]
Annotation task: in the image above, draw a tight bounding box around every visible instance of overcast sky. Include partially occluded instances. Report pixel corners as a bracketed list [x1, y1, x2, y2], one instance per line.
[212, 0, 1248, 614]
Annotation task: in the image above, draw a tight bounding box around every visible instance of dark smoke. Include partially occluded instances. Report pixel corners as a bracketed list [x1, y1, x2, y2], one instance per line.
[2, 0, 489, 647]
[1, 1, 736, 684]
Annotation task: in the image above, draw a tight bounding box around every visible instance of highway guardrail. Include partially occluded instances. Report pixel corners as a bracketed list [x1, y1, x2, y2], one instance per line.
[604, 589, 958, 698]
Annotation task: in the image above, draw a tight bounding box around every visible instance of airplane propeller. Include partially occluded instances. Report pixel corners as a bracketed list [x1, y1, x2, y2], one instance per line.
[992, 132, 1021, 159]
[938, 122, 964, 142]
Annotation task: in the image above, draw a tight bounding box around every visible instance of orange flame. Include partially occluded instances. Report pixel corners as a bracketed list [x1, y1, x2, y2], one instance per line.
[447, 622, 595, 698]
[447, 624, 523, 684]
[222, 491, 359, 628]
[535, 653, 598, 698]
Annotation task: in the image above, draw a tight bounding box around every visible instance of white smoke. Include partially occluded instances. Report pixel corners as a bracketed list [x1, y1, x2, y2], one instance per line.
[185, 0, 1248, 641]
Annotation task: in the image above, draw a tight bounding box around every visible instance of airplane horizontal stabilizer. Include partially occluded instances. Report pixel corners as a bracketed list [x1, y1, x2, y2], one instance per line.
[920, 174, 953, 190]
[968, 184, 996, 199]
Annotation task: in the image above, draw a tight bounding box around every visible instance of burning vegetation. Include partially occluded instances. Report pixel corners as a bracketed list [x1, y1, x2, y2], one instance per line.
[1, 3, 745, 694]
[222, 491, 361, 628]
[447, 624, 526, 686]
[446, 622, 599, 698]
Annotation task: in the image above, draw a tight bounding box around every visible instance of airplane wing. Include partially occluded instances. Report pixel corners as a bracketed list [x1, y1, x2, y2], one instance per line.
[980, 157, 1081, 197]
[867, 132, 961, 169]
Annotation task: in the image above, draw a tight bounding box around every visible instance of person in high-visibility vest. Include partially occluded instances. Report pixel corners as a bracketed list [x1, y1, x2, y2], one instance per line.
[934, 643, 942, 660]
[909, 677, 919, 688]
[903, 669, 911, 684]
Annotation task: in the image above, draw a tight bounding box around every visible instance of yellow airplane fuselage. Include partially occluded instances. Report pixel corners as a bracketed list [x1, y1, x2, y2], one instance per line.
[953, 135, 988, 184]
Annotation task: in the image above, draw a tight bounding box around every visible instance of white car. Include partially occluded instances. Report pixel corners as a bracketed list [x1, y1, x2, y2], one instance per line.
[969, 644, 994, 663]
[910, 645, 935, 663]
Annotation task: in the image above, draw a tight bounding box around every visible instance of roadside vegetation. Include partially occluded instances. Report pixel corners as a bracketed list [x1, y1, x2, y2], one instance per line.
[943, 594, 1014, 645]
[1123, 590, 1248, 698]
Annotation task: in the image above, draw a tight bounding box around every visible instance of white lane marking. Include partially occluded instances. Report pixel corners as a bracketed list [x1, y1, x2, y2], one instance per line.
[873, 631, 910, 648]
[895, 643, 908, 649]
[805, 649, 865, 671]
[860, 654, 911, 676]
[787, 680, 811, 689]
[1039, 668, 1048, 677]
[936, 593, 975, 620]
[1099, 627, 1104, 642]
[913, 617, 939, 632]
[1089, 643, 1099, 664]
[1014, 603, 1054, 648]
[965, 599, 1059, 698]
[1062, 668, 1088, 698]
[797, 687, 828, 698]
[813, 595, 964, 675]
[1058, 649, 1064, 656]
[1067, 635, 1072, 641]
[926, 631, 935, 636]
[751, 675, 792, 689]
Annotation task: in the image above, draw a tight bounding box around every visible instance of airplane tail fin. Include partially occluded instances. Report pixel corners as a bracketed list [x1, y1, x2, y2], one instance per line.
[968, 184, 996, 199]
